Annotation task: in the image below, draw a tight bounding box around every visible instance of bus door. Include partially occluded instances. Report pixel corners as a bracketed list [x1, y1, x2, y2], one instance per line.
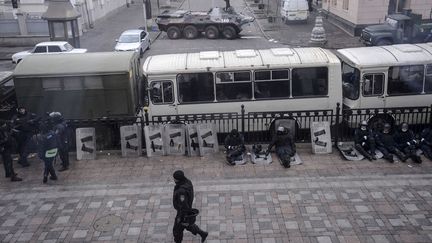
[148, 80, 177, 116]
[360, 72, 386, 109]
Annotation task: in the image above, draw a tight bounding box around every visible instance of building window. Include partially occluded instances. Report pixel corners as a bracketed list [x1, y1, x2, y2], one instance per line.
[388, 65, 424, 95]
[363, 74, 384, 96]
[177, 73, 214, 103]
[216, 71, 252, 101]
[254, 69, 290, 99]
[342, 0, 349, 10]
[150, 81, 173, 104]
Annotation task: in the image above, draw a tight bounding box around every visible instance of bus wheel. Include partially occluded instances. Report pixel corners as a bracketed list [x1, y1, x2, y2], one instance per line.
[222, 26, 237, 39]
[183, 25, 198, 39]
[167, 26, 181, 39]
[368, 114, 395, 131]
[205, 25, 219, 39]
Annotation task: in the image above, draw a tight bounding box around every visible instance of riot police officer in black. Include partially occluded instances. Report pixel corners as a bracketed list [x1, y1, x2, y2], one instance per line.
[354, 120, 377, 161]
[0, 121, 22, 182]
[12, 107, 38, 167]
[375, 123, 407, 163]
[394, 122, 422, 163]
[172, 170, 208, 243]
[50, 112, 69, 171]
[224, 129, 246, 165]
[420, 127, 432, 160]
[266, 126, 296, 168]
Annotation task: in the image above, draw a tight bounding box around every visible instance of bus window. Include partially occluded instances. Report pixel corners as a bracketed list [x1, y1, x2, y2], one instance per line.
[150, 81, 173, 104]
[177, 73, 214, 103]
[42, 77, 62, 91]
[216, 71, 252, 101]
[84, 76, 103, 89]
[425, 64, 432, 93]
[254, 69, 290, 99]
[64, 77, 83, 90]
[342, 62, 360, 100]
[363, 74, 384, 96]
[388, 65, 424, 95]
[292, 67, 328, 97]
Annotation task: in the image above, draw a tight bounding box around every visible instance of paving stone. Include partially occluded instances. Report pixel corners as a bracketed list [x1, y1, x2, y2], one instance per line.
[54, 216, 70, 224]
[127, 227, 141, 236]
[72, 230, 87, 239]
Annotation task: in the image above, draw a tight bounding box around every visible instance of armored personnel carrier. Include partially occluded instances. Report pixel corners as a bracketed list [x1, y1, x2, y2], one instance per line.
[155, 2, 254, 40]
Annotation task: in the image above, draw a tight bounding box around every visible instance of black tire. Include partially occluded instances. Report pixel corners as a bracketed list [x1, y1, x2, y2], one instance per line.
[205, 25, 219, 39]
[222, 26, 237, 39]
[183, 25, 198, 39]
[167, 26, 181, 39]
[376, 39, 392, 46]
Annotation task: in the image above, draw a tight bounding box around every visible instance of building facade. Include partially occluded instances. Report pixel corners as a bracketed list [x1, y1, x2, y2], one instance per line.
[0, 0, 127, 45]
[321, 0, 432, 36]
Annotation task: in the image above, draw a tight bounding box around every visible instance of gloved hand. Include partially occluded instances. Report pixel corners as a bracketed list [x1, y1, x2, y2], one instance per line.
[361, 142, 366, 146]
[407, 142, 411, 146]
[363, 136, 367, 140]
[421, 138, 425, 142]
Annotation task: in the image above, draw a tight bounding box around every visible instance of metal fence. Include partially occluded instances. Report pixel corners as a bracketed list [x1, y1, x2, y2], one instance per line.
[63, 103, 432, 150]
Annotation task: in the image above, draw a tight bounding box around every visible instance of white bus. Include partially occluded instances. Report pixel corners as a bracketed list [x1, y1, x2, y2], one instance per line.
[142, 48, 342, 118]
[338, 43, 432, 110]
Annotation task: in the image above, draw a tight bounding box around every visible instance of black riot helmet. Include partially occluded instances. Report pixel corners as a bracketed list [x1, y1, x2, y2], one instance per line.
[383, 123, 391, 134]
[400, 122, 409, 133]
[360, 120, 368, 131]
[230, 129, 239, 137]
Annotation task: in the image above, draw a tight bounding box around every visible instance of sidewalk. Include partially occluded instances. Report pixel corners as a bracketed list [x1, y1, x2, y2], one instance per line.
[0, 146, 431, 242]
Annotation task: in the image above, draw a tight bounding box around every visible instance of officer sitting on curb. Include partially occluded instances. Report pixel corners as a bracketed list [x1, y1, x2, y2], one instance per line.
[420, 126, 432, 160]
[354, 120, 377, 161]
[266, 126, 296, 168]
[375, 123, 407, 163]
[394, 122, 422, 163]
[224, 129, 245, 166]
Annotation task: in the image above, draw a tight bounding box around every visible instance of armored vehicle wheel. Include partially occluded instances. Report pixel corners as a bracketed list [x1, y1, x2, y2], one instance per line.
[167, 26, 181, 39]
[183, 25, 198, 39]
[222, 26, 237, 39]
[205, 26, 219, 39]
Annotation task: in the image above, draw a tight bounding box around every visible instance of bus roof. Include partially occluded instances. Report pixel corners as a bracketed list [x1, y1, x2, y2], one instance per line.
[13, 52, 137, 77]
[337, 43, 432, 69]
[143, 48, 339, 74]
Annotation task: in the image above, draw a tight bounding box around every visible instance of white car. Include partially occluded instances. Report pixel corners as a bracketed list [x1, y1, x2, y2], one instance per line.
[12, 41, 87, 64]
[115, 29, 150, 57]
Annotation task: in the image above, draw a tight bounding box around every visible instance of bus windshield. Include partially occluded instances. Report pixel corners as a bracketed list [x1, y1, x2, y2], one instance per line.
[342, 62, 360, 100]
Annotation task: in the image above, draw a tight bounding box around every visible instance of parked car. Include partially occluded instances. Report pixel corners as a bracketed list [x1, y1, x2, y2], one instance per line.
[280, 0, 309, 23]
[11, 41, 87, 64]
[114, 29, 150, 57]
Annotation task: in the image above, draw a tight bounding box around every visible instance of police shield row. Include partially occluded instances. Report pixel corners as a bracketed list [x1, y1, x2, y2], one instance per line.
[352, 121, 432, 163]
[0, 107, 69, 183]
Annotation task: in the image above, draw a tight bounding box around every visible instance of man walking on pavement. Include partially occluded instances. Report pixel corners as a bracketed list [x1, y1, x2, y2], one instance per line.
[172, 170, 208, 243]
[50, 112, 69, 171]
[12, 107, 39, 167]
[0, 121, 22, 182]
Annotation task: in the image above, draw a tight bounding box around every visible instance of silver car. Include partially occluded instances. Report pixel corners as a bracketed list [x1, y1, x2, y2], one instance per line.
[115, 29, 150, 57]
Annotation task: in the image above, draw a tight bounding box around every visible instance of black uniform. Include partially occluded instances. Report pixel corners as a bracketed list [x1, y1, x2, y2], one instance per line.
[38, 126, 58, 183]
[267, 130, 296, 168]
[354, 127, 377, 161]
[12, 110, 38, 167]
[0, 122, 22, 181]
[375, 131, 407, 162]
[52, 119, 69, 170]
[224, 130, 245, 165]
[172, 171, 207, 243]
[420, 128, 432, 160]
[394, 126, 422, 163]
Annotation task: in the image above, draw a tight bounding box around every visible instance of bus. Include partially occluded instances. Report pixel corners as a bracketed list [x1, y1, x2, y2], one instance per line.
[338, 43, 432, 110]
[13, 52, 141, 119]
[142, 48, 342, 118]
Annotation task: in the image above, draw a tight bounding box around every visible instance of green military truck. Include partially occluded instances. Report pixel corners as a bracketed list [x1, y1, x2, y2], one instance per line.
[360, 11, 432, 46]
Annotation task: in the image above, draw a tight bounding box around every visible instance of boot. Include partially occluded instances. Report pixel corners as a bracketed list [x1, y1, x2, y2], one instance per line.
[11, 175, 22, 182]
[43, 176, 48, 183]
[49, 175, 58, 180]
[58, 166, 68, 172]
[413, 155, 422, 164]
[199, 230, 208, 242]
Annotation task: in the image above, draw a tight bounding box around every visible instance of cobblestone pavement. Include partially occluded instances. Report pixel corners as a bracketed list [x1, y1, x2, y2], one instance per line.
[1, 146, 432, 242]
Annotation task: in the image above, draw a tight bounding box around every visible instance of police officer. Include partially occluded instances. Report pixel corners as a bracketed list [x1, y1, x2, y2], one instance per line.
[375, 123, 407, 163]
[38, 121, 58, 183]
[224, 129, 245, 165]
[354, 120, 377, 161]
[50, 112, 69, 171]
[420, 126, 432, 160]
[0, 121, 22, 182]
[12, 107, 38, 167]
[172, 170, 208, 243]
[395, 122, 422, 163]
[266, 126, 296, 168]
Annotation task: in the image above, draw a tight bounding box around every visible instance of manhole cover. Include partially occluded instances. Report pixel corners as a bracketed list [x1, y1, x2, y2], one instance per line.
[93, 215, 123, 232]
